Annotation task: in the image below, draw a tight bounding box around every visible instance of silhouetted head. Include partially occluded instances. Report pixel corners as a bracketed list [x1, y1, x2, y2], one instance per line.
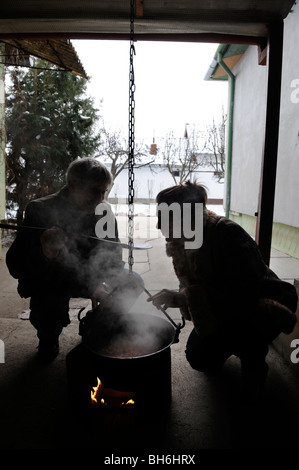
[156, 181, 208, 242]
[156, 181, 207, 208]
[66, 158, 112, 212]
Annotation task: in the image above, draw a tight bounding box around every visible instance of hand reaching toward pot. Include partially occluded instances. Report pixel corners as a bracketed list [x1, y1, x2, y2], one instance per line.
[147, 288, 187, 311]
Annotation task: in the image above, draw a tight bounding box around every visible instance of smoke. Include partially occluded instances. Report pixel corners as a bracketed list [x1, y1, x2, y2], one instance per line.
[83, 310, 175, 358]
[47, 200, 176, 356]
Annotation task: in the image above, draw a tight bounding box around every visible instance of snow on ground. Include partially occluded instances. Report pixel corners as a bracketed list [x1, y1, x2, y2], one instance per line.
[112, 203, 224, 217]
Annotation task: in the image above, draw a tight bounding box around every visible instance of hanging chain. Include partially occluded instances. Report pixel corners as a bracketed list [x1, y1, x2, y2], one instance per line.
[128, 0, 136, 272]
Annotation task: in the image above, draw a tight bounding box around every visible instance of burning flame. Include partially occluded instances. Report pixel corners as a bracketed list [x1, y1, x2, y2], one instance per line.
[122, 399, 135, 406]
[91, 377, 102, 404]
[91, 377, 135, 407]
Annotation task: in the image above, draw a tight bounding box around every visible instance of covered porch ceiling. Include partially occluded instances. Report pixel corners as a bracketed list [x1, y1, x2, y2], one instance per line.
[0, 1, 295, 43]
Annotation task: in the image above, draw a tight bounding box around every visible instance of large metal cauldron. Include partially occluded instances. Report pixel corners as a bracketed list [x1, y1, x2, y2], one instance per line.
[78, 306, 179, 359]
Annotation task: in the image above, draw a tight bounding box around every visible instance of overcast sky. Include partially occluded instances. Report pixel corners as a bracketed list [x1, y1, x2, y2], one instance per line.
[72, 40, 228, 142]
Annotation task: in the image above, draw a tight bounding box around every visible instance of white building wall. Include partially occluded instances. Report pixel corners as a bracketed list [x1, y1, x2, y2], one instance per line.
[108, 165, 175, 201]
[230, 2, 299, 229]
[230, 46, 267, 216]
[274, 3, 299, 227]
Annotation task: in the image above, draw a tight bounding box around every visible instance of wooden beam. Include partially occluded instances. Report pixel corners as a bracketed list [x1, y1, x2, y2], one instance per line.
[136, 0, 144, 18]
[0, 33, 265, 47]
[255, 20, 284, 265]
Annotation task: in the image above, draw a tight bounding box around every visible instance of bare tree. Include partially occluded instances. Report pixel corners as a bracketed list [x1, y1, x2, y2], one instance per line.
[97, 124, 154, 190]
[202, 108, 227, 182]
[160, 125, 207, 184]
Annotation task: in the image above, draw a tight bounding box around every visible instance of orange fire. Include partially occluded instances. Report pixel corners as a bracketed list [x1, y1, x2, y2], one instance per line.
[91, 377, 135, 407]
[122, 399, 135, 406]
[91, 377, 103, 404]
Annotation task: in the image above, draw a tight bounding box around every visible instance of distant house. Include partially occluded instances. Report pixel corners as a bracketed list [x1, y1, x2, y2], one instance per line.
[106, 162, 224, 208]
[205, 2, 299, 259]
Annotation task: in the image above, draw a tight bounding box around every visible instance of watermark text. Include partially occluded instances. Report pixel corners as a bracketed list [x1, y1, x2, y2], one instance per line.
[290, 339, 299, 363]
[290, 79, 299, 103]
[0, 340, 4, 363]
[95, 202, 204, 249]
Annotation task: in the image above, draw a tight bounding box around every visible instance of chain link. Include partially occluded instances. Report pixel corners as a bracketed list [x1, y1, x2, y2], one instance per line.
[128, 0, 136, 272]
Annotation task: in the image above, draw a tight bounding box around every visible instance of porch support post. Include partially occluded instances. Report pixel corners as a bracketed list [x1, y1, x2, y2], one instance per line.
[0, 42, 6, 259]
[255, 20, 284, 265]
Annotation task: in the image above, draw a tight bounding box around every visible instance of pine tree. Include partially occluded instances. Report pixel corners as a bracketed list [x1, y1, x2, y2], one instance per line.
[5, 60, 101, 223]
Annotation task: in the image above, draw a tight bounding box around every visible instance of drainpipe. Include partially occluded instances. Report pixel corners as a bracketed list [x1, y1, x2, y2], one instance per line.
[216, 49, 235, 218]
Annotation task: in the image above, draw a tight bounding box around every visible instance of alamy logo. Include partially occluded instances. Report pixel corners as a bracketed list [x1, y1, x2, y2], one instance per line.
[290, 339, 299, 364]
[290, 79, 299, 103]
[95, 202, 204, 249]
[0, 340, 4, 363]
[158, 202, 203, 249]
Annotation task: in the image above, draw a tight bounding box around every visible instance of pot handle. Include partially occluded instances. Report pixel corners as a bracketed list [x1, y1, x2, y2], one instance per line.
[173, 316, 185, 343]
[143, 286, 185, 336]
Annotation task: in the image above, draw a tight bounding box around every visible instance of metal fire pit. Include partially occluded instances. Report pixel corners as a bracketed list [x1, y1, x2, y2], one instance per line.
[66, 308, 181, 418]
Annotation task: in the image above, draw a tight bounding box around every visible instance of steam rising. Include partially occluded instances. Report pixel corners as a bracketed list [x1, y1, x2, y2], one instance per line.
[46, 202, 175, 357]
[83, 310, 176, 358]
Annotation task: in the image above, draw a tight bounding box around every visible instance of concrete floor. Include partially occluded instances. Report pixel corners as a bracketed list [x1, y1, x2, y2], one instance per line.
[1, 215, 299, 452]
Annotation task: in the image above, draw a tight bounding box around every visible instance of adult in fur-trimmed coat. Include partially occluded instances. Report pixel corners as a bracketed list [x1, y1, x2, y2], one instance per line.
[148, 182, 297, 398]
